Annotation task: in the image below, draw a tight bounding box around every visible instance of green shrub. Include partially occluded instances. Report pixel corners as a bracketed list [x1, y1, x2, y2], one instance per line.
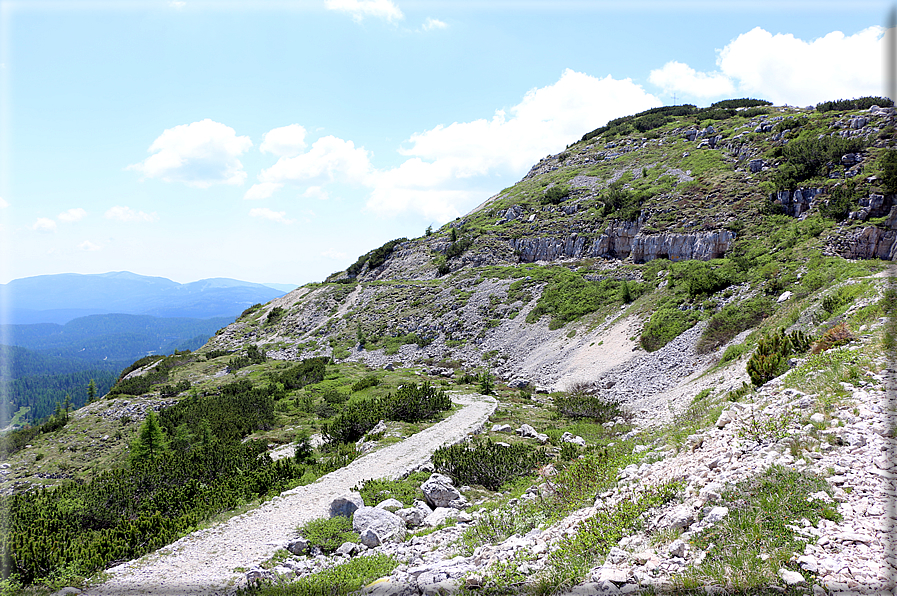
[640, 307, 699, 352]
[819, 183, 859, 221]
[377, 381, 451, 422]
[746, 329, 812, 385]
[351, 374, 381, 392]
[279, 357, 328, 390]
[241, 553, 398, 596]
[719, 342, 748, 363]
[478, 372, 495, 396]
[710, 98, 772, 109]
[697, 296, 774, 353]
[878, 147, 897, 193]
[554, 388, 622, 422]
[815, 96, 892, 112]
[346, 238, 407, 277]
[266, 306, 286, 325]
[228, 345, 267, 371]
[298, 516, 358, 553]
[431, 439, 545, 491]
[239, 303, 263, 319]
[542, 185, 570, 205]
[773, 135, 867, 190]
[354, 471, 430, 507]
[321, 402, 381, 444]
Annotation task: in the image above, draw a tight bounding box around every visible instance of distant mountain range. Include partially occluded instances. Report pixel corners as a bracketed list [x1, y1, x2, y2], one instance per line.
[1, 271, 292, 324]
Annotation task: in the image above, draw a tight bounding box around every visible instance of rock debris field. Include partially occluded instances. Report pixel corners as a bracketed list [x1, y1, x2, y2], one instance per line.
[81, 393, 497, 596]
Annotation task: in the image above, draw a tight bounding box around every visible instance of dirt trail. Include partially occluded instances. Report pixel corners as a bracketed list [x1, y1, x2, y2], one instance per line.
[83, 393, 497, 596]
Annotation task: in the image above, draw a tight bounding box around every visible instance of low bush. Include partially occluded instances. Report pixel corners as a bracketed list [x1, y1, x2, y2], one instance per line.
[354, 471, 431, 507]
[321, 402, 380, 444]
[815, 96, 892, 112]
[298, 516, 358, 553]
[228, 345, 267, 371]
[351, 374, 381, 393]
[377, 381, 451, 423]
[239, 553, 398, 596]
[697, 296, 773, 353]
[266, 306, 286, 325]
[640, 307, 699, 352]
[542, 185, 570, 205]
[279, 357, 328, 390]
[431, 439, 545, 491]
[746, 329, 812, 386]
[812, 322, 854, 354]
[554, 388, 622, 423]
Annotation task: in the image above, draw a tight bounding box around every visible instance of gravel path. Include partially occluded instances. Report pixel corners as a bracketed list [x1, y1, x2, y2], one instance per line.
[83, 393, 497, 596]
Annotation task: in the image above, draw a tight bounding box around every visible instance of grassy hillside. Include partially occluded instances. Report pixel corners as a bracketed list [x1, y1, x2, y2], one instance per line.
[0, 98, 893, 594]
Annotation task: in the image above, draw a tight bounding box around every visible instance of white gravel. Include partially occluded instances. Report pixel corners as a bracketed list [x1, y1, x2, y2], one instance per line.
[83, 393, 497, 596]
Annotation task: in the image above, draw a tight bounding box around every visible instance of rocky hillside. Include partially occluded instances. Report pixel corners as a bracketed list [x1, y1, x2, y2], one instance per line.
[207, 99, 894, 401]
[2, 98, 895, 596]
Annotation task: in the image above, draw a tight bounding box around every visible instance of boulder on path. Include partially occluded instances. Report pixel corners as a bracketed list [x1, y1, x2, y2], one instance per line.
[353, 506, 406, 547]
[330, 491, 365, 518]
[421, 473, 468, 509]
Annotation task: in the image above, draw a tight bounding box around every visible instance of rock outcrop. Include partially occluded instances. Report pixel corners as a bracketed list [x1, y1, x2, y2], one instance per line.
[510, 224, 734, 264]
[827, 206, 897, 260]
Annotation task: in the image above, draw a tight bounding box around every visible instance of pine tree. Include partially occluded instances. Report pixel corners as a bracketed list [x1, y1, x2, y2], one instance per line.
[87, 379, 97, 402]
[130, 410, 169, 463]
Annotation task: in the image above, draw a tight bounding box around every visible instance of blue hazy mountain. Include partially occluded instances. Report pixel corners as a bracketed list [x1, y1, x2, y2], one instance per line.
[1, 271, 289, 324]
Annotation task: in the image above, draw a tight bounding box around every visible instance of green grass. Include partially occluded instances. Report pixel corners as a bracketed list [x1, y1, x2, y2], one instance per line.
[238, 553, 398, 596]
[676, 466, 840, 594]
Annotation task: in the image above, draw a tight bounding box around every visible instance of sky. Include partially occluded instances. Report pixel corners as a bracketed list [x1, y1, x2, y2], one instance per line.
[0, 0, 893, 287]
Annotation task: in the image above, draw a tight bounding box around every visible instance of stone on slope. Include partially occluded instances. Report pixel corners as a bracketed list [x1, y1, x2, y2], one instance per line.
[421, 473, 468, 509]
[329, 491, 365, 518]
[353, 506, 406, 547]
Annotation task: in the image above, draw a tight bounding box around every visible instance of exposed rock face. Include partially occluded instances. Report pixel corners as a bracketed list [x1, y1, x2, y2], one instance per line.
[827, 206, 897, 260]
[770, 187, 824, 218]
[510, 224, 734, 264]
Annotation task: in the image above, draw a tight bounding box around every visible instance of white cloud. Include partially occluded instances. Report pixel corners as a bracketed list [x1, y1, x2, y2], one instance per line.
[104, 205, 159, 222]
[127, 119, 252, 188]
[31, 217, 57, 232]
[648, 61, 734, 99]
[303, 186, 330, 201]
[325, 0, 403, 22]
[244, 182, 284, 200]
[717, 26, 886, 106]
[79, 240, 101, 251]
[249, 207, 294, 224]
[320, 249, 347, 260]
[648, 27, 887, 106]
[422, 17, 447, 31]
[366, 69, 660, 220]
[258, 135, 372, 187]
[260, 124, 308, 157]
[249, 69, 659, 222]
[0, 197, 8, 208]
[169, 1, 185, 8]
[57, 207, 87, 222]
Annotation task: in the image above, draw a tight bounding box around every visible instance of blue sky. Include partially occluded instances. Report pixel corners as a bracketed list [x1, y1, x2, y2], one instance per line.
[0, 0, 892, 287]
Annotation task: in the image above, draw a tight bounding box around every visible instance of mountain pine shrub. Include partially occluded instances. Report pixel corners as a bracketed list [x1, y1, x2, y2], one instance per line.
[746, 329, 812, 385]
[377, 381, 451, 422]
[554, 384, 622, 422]
[432, 438, 545, 490]
[696, 296, 773, 354]
[298, 516, 358, 553]
[640, 307, 699, 352]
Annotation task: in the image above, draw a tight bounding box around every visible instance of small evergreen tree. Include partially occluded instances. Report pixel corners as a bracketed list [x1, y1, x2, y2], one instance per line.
[130, 410, 170, 464]
[87, 379, 97, 402]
